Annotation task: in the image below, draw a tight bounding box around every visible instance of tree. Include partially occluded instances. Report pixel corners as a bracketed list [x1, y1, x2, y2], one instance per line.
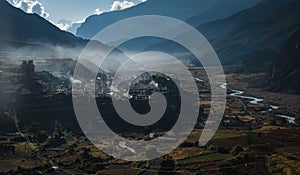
[231, 145, 244, 156]
[54, 121, 63, 134]
[81, 148, 92, 159]
[28, 122, 42, 133]
[245, 133, 256, 148]
[159, 156, 175, 175]
[20, 60, 35, 76]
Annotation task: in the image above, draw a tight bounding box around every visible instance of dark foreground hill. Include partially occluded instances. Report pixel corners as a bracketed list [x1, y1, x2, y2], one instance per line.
[265, 30, 300, 94]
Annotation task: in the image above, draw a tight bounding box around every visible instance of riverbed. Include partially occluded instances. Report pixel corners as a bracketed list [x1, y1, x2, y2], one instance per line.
[195, 79, 297, 124]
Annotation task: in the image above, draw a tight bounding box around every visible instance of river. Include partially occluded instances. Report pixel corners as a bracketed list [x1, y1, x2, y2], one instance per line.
[194, 78, 296, 124]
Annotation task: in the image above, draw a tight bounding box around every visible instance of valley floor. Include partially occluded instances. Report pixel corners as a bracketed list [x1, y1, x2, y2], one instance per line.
[0, 64, 299, 175]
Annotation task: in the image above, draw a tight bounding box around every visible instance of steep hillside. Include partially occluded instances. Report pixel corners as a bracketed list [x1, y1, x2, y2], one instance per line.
[186, 0, 261, 28]
[0, 0, 87, 48]
[265, 30, 300, 94]
[148, 0, 300, 66]
[0, 0, 129, 66]
[197, 0, 300, 65]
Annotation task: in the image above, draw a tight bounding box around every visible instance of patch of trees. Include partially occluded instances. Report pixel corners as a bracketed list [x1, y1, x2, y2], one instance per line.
[0, 143, 15, 157]
[219, 145, 254, 174]
[231, 145, 244, 156]
[245, 133, 256, 148]
[71, 148, 105, 174]
[45, 133, 66, 148]
[159, 155, 176, 175]
[20, 60, 35, 76]
[207, 144, 229, 154]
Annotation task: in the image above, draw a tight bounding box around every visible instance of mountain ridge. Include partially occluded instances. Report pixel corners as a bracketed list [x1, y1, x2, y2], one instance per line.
[0, 0, 129, 65]
[147, 0, 300, 66]
[0, 0, 88, 48]
[76, 0, 261, 39]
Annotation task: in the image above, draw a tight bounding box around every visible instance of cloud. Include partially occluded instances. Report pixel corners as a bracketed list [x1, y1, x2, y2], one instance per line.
[110, 1, 135, 11]
[32, 3, 43, 15]
[56, 6, 102, 32]
[56, 7, 102, 32]
[140, 0, 147, 2]
[8, 0, 49, 18]
[56, 7, 103, 31]
[94, 8, 103, 15]
[56, 19, 73, 31]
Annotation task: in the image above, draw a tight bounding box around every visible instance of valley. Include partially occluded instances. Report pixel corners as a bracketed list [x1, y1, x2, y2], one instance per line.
[0, 0, 299, 174]
[0, 59, 299, 174]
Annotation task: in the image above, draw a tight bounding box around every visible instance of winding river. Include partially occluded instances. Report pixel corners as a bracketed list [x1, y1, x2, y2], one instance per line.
[194, 78, 296, 124]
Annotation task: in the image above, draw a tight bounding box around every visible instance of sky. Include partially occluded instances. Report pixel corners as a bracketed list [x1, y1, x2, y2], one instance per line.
[7, 0, 146, 30]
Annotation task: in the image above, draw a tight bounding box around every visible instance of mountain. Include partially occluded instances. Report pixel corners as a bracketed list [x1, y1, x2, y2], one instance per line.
[265, 30, 300, 94]
[67, 22, 82, 35]
[0, 0, 87, 48]
[76, 0, 261, 39]
[0, 0, 90, 59]
[148, 0, 300, 66]
[197, 0, 300, 65]
[186, 0, 261, 28]
[0, 0, 128, 69]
